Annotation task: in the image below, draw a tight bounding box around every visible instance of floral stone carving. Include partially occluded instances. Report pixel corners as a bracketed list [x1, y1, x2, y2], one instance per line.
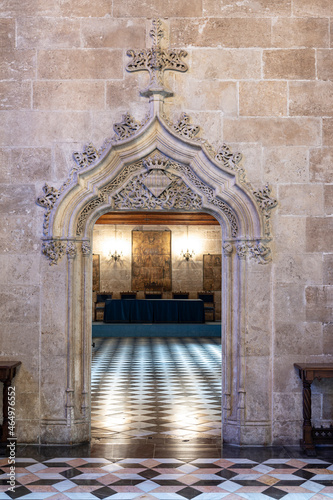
[66, 242, 77, 259]
[236, 241, 272, 265]
[126, 18, 188, 97]
[253, 184, 277, 237]
[112, 112, 149, 141]
[81, 242, 91, 256]
[76, 153, 239, 239]
[42, 240, 66, 266]
[73, 143, 100, 169]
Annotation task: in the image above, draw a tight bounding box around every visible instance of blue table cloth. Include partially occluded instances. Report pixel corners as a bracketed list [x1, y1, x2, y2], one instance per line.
[104, 299, 204, 323]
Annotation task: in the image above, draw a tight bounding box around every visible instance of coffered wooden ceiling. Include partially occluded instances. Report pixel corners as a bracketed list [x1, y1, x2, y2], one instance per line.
[95, 212, 219, 226]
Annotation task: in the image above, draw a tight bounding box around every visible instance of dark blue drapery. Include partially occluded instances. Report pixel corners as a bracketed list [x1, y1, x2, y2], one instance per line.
[104, 299, 205, 323]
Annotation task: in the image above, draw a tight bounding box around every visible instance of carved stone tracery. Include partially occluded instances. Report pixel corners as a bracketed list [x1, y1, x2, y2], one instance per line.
[75, 153, 239, 239]
[170, 161, 238, 237]
[114, 175, 202, 211]
[37, 18, 278, 265]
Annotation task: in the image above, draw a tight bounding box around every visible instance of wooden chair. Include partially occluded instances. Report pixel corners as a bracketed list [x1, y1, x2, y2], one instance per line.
[94, 292, 112, 321]
[198, 292, 215, 321]
[145, 291, 162, 299]
[172, 292, 189, 299]
[121, 291, 137, 299]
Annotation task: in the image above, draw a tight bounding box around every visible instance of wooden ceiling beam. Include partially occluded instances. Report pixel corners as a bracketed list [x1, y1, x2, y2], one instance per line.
[95, 212, 219, 226]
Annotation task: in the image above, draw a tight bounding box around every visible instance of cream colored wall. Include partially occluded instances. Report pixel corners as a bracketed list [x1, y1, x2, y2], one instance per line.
[93, 224, 222, 317]
[0, 2, 332, 444]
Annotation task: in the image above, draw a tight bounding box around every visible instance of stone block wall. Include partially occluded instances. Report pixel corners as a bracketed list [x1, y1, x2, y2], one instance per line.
[0, 1, 332, 444]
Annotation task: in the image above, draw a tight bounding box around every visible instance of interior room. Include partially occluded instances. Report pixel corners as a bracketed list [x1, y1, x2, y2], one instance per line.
[90, 213, 222, 457]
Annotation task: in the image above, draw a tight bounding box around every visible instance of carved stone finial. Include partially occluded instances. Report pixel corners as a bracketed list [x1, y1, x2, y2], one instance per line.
[216, 144, 242, 169]
[36, 184, 60, 210]
[253, 184, 277, 215]
[172, 113, 200, 139]
[42, 240, 66, 266]
[253, 184, 277, 237]
[150, 18, 164, 47]
[113, 113, 146, 140]
[126, 18, 188, 98]
[73, 144, 100, 168]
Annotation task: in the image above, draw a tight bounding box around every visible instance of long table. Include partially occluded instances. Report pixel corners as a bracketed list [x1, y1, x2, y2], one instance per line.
[104, 299, 204, 323]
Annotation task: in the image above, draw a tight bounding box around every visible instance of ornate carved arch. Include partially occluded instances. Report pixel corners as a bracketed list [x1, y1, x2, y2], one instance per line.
[35, 18, 278, 446]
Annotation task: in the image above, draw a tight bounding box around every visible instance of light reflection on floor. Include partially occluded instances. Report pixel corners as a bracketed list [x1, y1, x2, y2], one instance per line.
[91, 337, 221, 449]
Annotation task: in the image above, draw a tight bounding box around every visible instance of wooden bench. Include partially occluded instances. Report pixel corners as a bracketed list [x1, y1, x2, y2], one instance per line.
[294, 363, 333, 455]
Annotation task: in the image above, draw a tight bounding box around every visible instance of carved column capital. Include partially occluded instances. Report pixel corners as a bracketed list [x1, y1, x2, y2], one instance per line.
[223, 242, 233, 257]
[66, 242, 77, 260]
[81, 241, 92, 257]
[236, 243, 248, 260]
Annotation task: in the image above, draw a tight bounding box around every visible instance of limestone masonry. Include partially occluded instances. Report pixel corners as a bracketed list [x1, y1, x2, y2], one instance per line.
[0, 1, 332, 445]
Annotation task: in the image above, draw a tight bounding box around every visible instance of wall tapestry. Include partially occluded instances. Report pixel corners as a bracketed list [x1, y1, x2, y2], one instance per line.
[92, 254, 100, 292]
[132, 230, 171, 291]
[203, 254, 222, 291]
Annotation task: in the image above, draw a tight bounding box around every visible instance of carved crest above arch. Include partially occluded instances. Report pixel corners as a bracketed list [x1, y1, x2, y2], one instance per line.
[36, 18, 277, 266]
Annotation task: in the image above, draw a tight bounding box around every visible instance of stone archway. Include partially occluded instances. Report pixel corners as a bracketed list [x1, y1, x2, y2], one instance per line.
[36, 19, 277, 445]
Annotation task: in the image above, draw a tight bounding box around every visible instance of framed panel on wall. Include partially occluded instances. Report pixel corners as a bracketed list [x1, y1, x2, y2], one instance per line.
[132, 230, 172, 291]
[203, 254, 222, 291]
[92, 254, 100, 292]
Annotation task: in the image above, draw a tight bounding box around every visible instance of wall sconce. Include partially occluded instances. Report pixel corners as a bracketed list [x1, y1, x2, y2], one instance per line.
[181, 248, 195, 261]
[180, 226, 195, 261]
[108, 250, 123, 262]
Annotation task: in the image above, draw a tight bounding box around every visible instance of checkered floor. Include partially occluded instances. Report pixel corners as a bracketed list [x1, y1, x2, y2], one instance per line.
[1, 457, 333, 499]
[2, 337, 333, 499]
[91, 337, 221, 443]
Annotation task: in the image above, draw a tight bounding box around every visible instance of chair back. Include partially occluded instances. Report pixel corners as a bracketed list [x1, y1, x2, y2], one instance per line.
[198, 292, 214, 303]
[145, 292, 162, 299]
[96, 293, 112, 302]
[173, 292, 189, 299]
[121, 292, 137, 300]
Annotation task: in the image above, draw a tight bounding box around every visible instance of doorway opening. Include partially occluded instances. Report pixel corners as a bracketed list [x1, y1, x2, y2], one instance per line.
[90, 211, 222, 457]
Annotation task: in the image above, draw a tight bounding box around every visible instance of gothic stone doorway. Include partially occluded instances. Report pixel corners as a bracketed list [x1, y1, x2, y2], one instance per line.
[36, 107, 276, 446]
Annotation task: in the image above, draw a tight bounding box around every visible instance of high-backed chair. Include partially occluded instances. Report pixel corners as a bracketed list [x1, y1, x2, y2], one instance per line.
[198, 292, 215, 321]
[95, 292, 112, 321]
[172, 292, 189, 299]
[121, 291, 137, 300]
[145, 292, 162, 299]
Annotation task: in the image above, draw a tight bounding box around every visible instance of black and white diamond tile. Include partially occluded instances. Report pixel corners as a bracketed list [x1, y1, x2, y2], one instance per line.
[1, 457, 333, 499]
[91, 337, 221, 442]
